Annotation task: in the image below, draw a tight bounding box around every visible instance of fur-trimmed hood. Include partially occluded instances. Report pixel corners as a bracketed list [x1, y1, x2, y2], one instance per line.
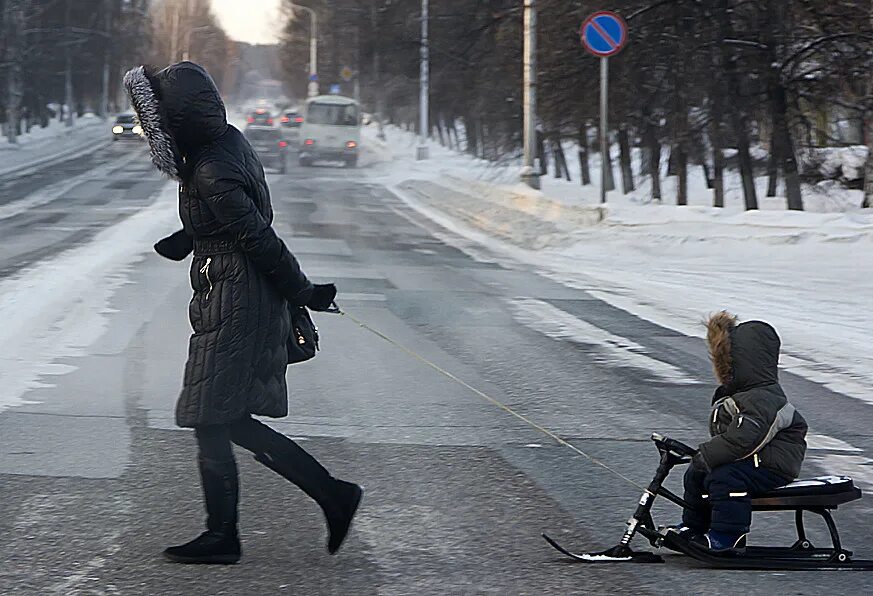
[706, 311, 780, 391]
[123, 62, 228, 180]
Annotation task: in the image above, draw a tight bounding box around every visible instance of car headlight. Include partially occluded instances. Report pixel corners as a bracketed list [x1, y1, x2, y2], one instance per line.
[132, 125, 142, 135]
[112, 126, 123, 134]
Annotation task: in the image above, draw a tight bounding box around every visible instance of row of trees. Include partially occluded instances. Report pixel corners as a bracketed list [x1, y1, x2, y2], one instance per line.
[0, 0, 237, 145]
[279, 0, 873, 209]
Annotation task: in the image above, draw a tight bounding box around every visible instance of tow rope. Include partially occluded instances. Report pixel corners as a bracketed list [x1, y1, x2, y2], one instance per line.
[330, 304, 646, 492]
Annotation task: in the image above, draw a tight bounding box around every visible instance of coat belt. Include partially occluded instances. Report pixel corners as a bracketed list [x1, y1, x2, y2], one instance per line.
[193, 237, 238, 256]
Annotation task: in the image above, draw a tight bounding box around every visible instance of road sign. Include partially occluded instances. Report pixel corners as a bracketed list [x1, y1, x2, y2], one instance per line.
[581, 11, 627, 57]
[330, 84, 341, 95]
[581, 11, 628, 204]
[309, 73, 318, 82]
[340, 66, 354, 82]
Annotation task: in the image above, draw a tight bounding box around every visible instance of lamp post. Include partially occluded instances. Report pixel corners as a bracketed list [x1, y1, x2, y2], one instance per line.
[521, 0, 540, 189]
[291, 3, 319, 97]
[416, 0, 430, 160]
[183, 25, 214, 62]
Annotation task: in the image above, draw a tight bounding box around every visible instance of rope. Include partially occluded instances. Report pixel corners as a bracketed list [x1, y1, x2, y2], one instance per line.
[332, 305, 647, 492]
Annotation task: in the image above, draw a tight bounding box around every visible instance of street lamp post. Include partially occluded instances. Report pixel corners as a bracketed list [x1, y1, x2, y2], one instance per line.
[416, 0, 429, 160]
[183, 25, 214, 62]
[291, 3, 319, 98]
[521, 0, 540, 189]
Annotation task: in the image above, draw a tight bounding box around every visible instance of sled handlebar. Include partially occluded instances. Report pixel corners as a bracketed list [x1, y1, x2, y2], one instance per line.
[651, 433, 698, 458]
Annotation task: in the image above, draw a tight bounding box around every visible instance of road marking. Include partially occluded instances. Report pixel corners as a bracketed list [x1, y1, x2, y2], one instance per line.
[807, 433, 863, 452]
[0, 149, 146, 221]
[508, 298, 700, 385]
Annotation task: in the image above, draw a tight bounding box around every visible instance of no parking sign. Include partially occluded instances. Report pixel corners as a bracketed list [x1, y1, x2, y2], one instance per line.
[580, 11, 628, 204]
[581, 11, 628, 57]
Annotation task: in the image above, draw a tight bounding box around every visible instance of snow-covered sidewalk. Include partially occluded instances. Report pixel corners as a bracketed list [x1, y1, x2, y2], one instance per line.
[364, 125, 873, 408]
[0, 116, 112, 179]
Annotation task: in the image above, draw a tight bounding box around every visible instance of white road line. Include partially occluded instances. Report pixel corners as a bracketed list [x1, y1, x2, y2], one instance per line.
[508, 297, 700, 385]
[0, 149, 145, 221]
[807, 433, 863, 452]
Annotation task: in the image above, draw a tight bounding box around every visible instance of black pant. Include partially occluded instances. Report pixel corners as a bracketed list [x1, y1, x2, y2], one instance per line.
[682, 460, 787, 534]
[195, 417, 338, 532]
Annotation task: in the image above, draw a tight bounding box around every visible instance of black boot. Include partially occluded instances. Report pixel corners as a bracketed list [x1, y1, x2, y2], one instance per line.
[254, 447, 362, 555]
[164, 457, 242, 564]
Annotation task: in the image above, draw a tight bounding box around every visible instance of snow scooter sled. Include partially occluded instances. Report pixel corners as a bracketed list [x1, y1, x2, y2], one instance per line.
[543, 433, 873, 570]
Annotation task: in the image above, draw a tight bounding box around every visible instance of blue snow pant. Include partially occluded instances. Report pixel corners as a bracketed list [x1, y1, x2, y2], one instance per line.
[682, 460, 788, 534]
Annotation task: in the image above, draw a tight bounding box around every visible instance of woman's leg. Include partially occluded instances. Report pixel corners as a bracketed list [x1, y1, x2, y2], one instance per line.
[228, 416, 363, 554]
[163, 424, 241, 564]
[194, 424, 240, 537]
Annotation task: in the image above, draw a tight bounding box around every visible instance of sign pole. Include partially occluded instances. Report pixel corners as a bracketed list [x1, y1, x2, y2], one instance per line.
[580, 11, 627, 204]
[600, 56, 608, 204]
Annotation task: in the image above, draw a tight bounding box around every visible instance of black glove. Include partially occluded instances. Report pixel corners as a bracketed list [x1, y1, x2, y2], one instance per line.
[691, 452, 710, 473]
[154, 229, 193, 261]
[307, 283, 337, 312]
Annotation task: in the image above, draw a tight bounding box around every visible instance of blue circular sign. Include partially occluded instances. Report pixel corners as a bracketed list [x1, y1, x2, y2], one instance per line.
[581, 11, 628, 57]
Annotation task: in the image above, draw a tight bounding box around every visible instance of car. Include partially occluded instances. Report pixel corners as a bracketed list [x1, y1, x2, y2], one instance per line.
[298, 95, 361, 168]
[280, 110, 304, 145]
[244, 126, 288, 174]
[246, 108, 274, 127]
[112, 113, 142, 141]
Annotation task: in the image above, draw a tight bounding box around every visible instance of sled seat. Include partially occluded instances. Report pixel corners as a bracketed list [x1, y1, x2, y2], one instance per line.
[751, 475, 861, 510]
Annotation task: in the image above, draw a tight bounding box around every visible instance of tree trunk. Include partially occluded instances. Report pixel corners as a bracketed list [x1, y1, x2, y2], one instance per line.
[477, 120, 486, 159]
[864, 124, 873, 207]
[552, 135, 571, 181]
[771, 82, 803, 210]
[4, 1, 25, 144]
[676, 143, 688, 206]
[710, 120, 726, 207]
[436, 117, 446, 147]
[862, 0, 873, 208]
[537, 130, 548, 176]
[667, 150, 677, 176]
[716, 0, 758, 210]
[578, 124, 591, 185]
[644, 120, 662, 202]
[766, 128, 780, 197]
[598, 124, 616, 192]
[465, 116, 478, 156]
[762, 1, 802, 210]
[618, 127, 634, 194]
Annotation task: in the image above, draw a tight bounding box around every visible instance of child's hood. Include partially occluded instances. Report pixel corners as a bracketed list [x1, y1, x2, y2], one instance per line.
[706, 312, 780, 391]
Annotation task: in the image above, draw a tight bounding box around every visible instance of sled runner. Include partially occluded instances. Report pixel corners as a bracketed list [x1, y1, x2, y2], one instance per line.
[543, 433, 873, 570]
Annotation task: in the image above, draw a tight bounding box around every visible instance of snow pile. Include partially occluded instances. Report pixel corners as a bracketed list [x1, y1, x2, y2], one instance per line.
[802, 146, 868, 182]
[367, 124, 867, 216]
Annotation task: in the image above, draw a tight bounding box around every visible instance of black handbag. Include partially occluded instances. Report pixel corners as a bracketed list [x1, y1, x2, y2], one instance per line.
[287, 305, 319, 364]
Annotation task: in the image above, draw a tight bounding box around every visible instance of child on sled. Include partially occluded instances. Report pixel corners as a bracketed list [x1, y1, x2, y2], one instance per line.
[678, 312, 808, 552]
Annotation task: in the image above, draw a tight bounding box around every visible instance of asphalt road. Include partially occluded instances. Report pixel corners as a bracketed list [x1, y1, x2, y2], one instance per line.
[1, 142, 872, 595]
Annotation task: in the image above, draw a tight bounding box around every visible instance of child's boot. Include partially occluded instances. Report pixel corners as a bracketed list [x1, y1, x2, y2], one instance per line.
[694, 530, 747, 553]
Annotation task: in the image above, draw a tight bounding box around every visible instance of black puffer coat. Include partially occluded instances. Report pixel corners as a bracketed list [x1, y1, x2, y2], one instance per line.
[124, 62, 313, 427]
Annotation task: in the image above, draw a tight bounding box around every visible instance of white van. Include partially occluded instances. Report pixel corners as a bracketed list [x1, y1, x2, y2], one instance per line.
[298, 95, 361, 168]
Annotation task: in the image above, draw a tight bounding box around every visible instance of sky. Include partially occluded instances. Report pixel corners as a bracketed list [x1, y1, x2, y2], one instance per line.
[211, 0, 282, 45]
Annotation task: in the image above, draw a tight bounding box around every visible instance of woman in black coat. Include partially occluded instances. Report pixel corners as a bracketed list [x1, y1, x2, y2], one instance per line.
[124, 62, 362, 564]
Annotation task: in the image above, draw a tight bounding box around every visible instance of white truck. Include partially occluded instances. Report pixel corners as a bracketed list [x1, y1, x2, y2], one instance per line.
[298, 95, 361, 168]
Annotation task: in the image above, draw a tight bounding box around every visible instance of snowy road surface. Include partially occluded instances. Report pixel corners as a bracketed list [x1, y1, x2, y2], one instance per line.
[1, 135, 872, 594]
